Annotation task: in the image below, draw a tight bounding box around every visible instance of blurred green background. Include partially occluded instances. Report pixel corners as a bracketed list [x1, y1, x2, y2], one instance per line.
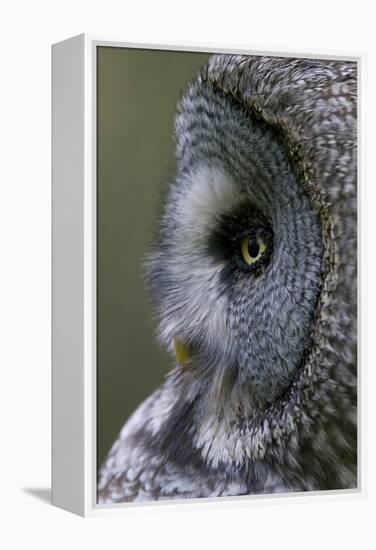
[97, 46, 211, 468]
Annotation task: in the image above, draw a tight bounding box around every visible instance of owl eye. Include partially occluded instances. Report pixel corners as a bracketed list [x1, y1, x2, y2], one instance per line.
[240, 235, 267, 265]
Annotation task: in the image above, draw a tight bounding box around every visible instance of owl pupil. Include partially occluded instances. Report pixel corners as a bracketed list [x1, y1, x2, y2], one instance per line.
[248, 238, 260, 258]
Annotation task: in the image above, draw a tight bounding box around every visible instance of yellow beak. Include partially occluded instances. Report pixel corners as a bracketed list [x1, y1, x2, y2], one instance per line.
[173, 336, 190, 367]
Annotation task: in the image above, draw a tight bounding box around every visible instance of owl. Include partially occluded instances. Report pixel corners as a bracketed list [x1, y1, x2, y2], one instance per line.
[98, 54, 357, 503]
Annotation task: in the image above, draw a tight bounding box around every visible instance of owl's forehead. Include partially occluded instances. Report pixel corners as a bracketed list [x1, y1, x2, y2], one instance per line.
[174, 164, 245, 233]
[171, 81, 297, 234]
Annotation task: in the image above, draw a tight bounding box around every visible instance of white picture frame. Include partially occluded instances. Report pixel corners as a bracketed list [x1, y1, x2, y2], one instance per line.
[52, 34, 363, 517]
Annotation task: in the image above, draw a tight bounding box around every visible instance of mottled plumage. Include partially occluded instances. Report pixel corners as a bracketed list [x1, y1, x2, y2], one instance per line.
[98, 54, 357, 504]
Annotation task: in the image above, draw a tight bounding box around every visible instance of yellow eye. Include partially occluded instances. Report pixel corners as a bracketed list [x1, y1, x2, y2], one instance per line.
[240, 235, 267, 265]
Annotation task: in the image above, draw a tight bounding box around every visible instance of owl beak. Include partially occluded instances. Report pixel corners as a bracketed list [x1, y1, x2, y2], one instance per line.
[173, 336, 191, 368]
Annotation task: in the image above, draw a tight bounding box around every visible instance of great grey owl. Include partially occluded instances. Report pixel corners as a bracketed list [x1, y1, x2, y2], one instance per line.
[98, 54, 357, 503]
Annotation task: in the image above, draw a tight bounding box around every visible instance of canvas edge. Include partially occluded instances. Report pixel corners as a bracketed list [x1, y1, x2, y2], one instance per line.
[52, 33, 86, 516]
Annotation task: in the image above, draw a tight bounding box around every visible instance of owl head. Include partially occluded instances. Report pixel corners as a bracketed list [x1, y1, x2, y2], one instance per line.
[144, 56, 357, 479]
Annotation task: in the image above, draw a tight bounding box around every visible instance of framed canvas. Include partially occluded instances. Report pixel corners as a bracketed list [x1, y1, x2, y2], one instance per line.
[52, 34, 362, 517]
